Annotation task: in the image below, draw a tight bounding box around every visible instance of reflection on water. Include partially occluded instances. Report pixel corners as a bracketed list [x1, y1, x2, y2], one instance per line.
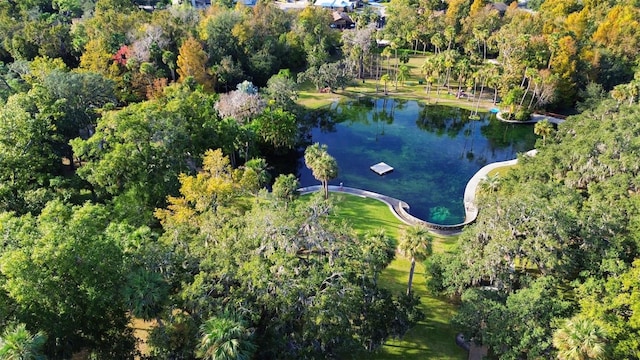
[296, 98, 536, 225]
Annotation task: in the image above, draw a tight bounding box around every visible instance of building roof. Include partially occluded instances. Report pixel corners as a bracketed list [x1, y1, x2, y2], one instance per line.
[491, 2, 508, 13]
[332, 11, 353, 23]
[314, 0, 352, 9]
[314, 0, 333, 6]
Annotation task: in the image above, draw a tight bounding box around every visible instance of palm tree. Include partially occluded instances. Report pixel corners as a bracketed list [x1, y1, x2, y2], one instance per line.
[398, 224, 433, 295]
[552, 316, 607, 360]
[375, 53, 382, 91]
[432, 54, 446, 102]
[454, 58, 471, 97]
[0, 323, 47, 360]
[441, 50, 459, 93]
[272, 173, 299, 208]
[534, 119, 554, 146]
[123, 269, 168, 321]
[196, 314, 256, 360]
[444, 25, 456, 51]
[610, 84, 628, 106]
[520, 67, 538, 108]
[502, 87, 524, 117]
[397, 65, 410, 87]
[472, 67, 488, 116]
[485, 64, 501, 105]
[304, 143, 338, 199]
[390, 40, 400, 90]
[381, 47, 393, 76]
[380, 73, 390, 95]
[430, 32, 444, 54]
[472, 28, 490, 60]
[421, 56, 437, 101]
[479, 173, 501, 195]
[244, 158, 271, 189]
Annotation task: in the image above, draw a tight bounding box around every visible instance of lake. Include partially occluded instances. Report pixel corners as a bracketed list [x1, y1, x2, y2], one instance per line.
[297, 97, 537, 225]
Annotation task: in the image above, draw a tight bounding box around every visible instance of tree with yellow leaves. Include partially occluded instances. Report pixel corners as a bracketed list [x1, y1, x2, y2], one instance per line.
[155, 149, 241, 230]
[177, 37, 213, 90]
[592, 5, 640, 60]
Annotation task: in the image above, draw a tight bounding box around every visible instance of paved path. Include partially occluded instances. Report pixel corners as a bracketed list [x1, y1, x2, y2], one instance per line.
[298, 112, 550, 235]
[298, 185, 416, 224]
[298, 185, 463, 235]
[496, 111, 565, 125]
[299, 150, 537, 235]
[468, 343, 488, 360]
[462, 149, 537, 222]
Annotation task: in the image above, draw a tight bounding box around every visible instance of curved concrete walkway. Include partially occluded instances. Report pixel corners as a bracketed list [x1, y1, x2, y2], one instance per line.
[495, 111, 565, 125]
[462, 148, 537, 220]
[298, 185, 413, 224]
[299, 112, 553, 234]
[298, 185, 466, 235]
[298, 150, 538, 235]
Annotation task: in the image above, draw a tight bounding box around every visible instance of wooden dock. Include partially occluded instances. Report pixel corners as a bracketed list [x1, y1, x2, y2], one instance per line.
[370, 162, 394, 175]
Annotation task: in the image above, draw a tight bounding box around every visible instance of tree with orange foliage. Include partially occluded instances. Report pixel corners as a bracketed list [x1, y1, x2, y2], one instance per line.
[177, 37, 213, 90]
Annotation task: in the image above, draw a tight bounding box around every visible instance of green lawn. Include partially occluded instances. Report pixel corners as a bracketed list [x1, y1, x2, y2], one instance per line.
[325, 193, 467, 360]
[297, 53, 498, 113]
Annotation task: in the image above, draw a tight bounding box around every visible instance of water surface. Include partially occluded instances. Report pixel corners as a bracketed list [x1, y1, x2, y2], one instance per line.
[297, 98, 536, 224]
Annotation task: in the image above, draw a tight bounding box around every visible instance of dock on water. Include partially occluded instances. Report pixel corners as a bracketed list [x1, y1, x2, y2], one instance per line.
[370, 162, 394, 175]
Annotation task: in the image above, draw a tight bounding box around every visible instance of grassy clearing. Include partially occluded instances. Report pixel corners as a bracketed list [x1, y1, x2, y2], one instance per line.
[297, 53, 498, 112]
[330, 193, 404, 239]
[377, 258, 465, 360]
[297, 88, 347, 109]
[324, 193, 466, 360]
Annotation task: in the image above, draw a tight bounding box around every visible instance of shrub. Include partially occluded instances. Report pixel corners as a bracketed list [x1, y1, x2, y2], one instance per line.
[515, 109, 532, 121]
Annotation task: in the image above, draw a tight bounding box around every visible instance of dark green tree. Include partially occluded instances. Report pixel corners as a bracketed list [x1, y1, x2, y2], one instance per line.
[0, 201, 136, 358]
[263, 72, 298, 111]
[42, 70, 116, 164]
[271, 174, 299, 207]
[153, 161, 418, 358]
[251, 108, 298, 150]
[0, 91, 59, 214]
[454, 277, 572, 359]
[71, 83, 220, 222]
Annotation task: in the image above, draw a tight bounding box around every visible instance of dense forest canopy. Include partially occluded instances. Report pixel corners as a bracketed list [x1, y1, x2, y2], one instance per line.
[0, 0, 639, 358]
[428, 97, 640, 359]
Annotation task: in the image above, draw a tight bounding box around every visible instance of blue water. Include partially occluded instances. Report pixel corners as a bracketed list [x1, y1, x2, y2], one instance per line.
[297, 98, 536, 224]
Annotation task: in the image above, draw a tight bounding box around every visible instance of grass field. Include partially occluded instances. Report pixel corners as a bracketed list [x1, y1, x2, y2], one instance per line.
[297, 52, 498, 113]
[326, 193, 467, 360]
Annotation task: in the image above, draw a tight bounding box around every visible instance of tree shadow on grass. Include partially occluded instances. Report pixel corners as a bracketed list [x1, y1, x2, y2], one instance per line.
[369, 260, 467, 360]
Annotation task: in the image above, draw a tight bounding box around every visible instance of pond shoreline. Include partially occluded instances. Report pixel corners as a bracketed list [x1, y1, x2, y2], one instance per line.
[298, 150, 537, 234]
